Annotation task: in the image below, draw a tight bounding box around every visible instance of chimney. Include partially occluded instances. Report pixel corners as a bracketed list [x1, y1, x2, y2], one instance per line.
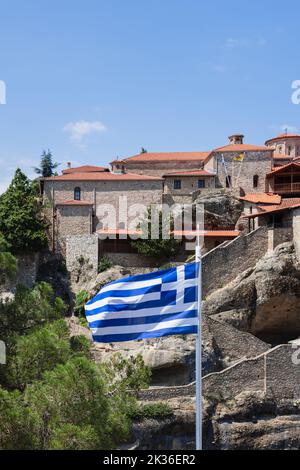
[229, 134, 244, 145]
[67, 162, 72, 169]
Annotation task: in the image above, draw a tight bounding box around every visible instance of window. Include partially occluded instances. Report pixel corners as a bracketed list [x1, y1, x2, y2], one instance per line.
[225, 175, 231, 188]
[288, 146, 292, 156]
[253, 175, 259, 189]
[198, 180, 205, 189]
[74, 187, 81, 201]
[174, 180, 182, 190]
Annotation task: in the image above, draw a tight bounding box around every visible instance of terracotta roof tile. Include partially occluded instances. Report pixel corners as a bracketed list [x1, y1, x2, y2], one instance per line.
[240, 193, 281, 205]
[244, 198, 300, 218]
[266, 162, 300, 177]
[44, 172, 163, 182]
[265, 134, 300, 145]
[172, 230, 240, 238]
[214, 144, 271, 153]
[62, 165, 108, 174]
[55, 200, 93, 206]
[115, 152, 211, 164]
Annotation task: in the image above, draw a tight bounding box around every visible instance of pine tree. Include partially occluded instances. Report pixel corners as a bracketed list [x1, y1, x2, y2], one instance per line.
[0, 169, 48, 253]
[34, 150, 60, 178]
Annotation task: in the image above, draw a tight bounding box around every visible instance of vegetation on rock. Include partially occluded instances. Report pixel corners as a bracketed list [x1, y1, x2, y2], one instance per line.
[132, 208, 181, 260]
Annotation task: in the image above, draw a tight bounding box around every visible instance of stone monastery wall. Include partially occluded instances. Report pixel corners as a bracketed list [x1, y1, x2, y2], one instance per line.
[202, 226, 269, 297]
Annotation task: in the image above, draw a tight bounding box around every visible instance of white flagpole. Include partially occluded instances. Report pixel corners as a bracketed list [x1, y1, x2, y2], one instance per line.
[195, 225, 202, 450]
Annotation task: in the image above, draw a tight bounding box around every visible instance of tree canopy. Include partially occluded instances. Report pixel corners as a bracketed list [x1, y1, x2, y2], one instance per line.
[34, 150, 60, 178]
[132, 207, 182, 260]
[0, 169, 48, 253]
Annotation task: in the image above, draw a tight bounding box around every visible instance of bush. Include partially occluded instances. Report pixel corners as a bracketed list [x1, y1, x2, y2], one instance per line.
[74, 290, 89, 317]
[128, 402, 174, 421]
[132, 208, 181, 260]
[98, 256, 113, 273]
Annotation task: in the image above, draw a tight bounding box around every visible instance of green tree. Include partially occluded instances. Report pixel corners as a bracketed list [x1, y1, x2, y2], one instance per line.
[0, 235, 16, 284]
[34, 150, 60, 178]
[74, 290, 90, 317]
[0, 282, 66, 344]
[0, 169, 48, 253]
[0, 387, 36, 450]
[25, 357, 133, 449]
[7, 320, 71, 390]
[132, 207, 182, 260]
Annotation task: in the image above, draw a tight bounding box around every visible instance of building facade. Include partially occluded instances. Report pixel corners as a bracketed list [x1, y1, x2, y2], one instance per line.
[42, 131, 300, 259]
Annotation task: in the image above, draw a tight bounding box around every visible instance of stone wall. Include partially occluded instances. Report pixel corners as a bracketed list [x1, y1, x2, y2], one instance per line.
[56, 205, 93, 254]
[203, 345, 300, 401]
[1, 253, 40, 293]
[207, 151, 273, 195]
[202, 226, 269, 297]
[163, 176, 215, 195]
[138, 345, 300, 402]
[103, 252, 157, 268]
[123, 160, 205, 177]
[66, 235, 99, 277]
[44, 179, 163, 254]
[293, 207, 300, 260]
[268, 227, 294, 252]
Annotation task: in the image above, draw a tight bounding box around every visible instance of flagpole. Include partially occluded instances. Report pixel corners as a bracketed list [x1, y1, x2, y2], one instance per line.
[195, 225, 202, 450]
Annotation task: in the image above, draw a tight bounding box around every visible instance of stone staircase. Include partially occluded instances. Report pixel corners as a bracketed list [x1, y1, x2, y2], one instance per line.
[137, 344, 300, 402]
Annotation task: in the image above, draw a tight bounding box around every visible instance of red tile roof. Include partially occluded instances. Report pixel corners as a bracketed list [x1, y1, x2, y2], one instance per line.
[244, 198, 300, 218]
[265, 134, 300, 145]
[62, 165, 108, 174]
[172, 230, 240, 238]
[266, 162, 300, 177]
[113, 152, 211, 164]
[240, 193, 281, 205]
[163, 170, 216, 177]
[214, 144, 271, 153]
[55, 200, 93, 206]
[44, 172, 163, 182]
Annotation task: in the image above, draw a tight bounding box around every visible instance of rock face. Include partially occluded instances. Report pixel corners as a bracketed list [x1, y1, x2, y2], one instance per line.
[90, 315, 269, 386]
[203, 392, 300, 450]
[194, 190, 243, 229]
[203, 242, 300, 343]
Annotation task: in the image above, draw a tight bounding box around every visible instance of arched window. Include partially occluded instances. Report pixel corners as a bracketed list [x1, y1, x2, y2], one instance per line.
[74, 187, 81, 201]
[253, 175, 259, 189]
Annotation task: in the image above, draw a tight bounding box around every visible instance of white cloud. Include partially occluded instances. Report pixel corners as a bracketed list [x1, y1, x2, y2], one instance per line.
[63, 120, 107, 145]
[225, 37, 248, 48]
[225, 37, 267, 48]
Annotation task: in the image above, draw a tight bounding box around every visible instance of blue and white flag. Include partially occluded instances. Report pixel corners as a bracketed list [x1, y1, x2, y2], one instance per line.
[85, 262, 200, 343]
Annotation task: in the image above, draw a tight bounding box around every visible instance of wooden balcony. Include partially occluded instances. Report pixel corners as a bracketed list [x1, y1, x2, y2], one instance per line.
[273, 182, 300, 193]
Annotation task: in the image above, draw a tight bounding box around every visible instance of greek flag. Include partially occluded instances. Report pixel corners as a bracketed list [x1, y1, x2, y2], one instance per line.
[85, 263, 200, 343]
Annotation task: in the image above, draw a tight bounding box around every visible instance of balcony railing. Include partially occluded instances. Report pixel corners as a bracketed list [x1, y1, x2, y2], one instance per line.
[273, 182, 300, 193]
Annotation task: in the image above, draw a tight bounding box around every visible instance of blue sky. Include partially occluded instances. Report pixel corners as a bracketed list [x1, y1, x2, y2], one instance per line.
[1, 0, 300, 192]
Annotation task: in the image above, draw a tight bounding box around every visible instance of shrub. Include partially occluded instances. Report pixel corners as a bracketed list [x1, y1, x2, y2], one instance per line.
[98, 256, 113, 273]
[128, 402, 174, 421]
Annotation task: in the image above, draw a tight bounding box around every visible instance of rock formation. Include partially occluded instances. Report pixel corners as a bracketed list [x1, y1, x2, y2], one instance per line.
[203, 242, 300, 343]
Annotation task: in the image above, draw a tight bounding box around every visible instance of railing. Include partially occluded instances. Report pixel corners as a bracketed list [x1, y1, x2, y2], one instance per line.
[274, 182, 300, 192]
